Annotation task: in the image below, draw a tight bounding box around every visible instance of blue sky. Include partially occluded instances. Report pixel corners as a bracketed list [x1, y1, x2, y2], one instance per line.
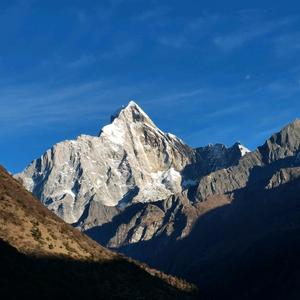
[1, 0, 300, 173]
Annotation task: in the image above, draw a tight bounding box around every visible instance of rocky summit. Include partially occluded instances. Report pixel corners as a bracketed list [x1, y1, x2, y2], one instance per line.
[16, 101, 248, 229]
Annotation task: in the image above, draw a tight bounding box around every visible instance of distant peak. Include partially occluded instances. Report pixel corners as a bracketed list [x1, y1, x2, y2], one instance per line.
[120, 101, 158, 126]
[283, 118, 300, 128]
[100, 101, 159, 140]
[123, 100, 149, 118]
[289, 118, 300, 127]
[272, 118, 300, 139]
[111, 100, 147, 122]
[117, 100, 139, 112]
[232, 142, 250, 156]
[127, 100, 139, 107]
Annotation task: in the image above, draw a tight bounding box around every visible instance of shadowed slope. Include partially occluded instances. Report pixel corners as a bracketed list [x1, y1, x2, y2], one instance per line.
[116, 170, 300, 299]
[0, 165, 198, 300]
[0, 239, 197, 300]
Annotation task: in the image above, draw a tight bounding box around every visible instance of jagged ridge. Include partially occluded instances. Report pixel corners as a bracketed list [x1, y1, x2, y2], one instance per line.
[16, 101, 248, 232]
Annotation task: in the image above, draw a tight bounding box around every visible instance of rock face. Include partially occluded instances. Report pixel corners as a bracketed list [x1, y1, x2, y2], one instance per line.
[16, 101, 247, 229]
[164, 171, 300, 299]
[15, 101, 300, 298]
[86, 119, 300, 300]
[17, 102, 193, 224]
[86, 192, 230, 256]
[196, 119, 300, 201]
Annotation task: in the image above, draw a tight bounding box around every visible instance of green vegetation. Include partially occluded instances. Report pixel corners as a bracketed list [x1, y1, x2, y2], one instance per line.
[31, 224, 42, 242]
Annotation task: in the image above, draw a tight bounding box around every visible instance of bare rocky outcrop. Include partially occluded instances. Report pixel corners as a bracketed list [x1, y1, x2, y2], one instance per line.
[16, 102, 195, 224]
[16, 101, 247, 231]
[196, 119, 300, 200]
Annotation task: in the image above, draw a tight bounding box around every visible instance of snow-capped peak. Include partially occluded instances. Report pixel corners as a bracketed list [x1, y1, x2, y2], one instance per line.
[17, 100, 195, 224]
[109, 100, 155, 126]
[235, 142, 250, 156]
[99, 100, 158, 143]
[127, 100, 139, 107]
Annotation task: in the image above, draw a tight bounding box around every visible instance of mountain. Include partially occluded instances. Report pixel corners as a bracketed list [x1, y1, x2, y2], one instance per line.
[196, 119, 300, 201]
[166, 166, 300, 299]
[16, 101, 300, 298]
[95, 120, 300, 299]
[0, 165, 197, 299]
[84, 119, 300, 299]
[16, 101, 248, 231]
[17, 101, 192, 225]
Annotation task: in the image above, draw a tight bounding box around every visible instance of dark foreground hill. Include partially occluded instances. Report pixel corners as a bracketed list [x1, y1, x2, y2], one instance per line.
[0, 165, 198, 300]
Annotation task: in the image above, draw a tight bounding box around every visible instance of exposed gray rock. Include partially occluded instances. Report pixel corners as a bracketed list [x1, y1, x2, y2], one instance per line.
[16, 101, 249, 241]
[16, 101, 195, 224]
[86, 191, 231, 254]
[266, 167, 300, 189]
[196, 119, 300, 200]
[14, 101, 300, 298]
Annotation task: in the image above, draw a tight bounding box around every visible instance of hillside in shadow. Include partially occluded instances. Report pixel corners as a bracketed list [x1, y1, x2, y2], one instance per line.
[103, 169, 300, 299]
[0, 239, 198, 300]
[0, 165, 198, 300]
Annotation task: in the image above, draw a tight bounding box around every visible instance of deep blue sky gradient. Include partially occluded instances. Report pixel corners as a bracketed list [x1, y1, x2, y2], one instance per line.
[1, 0, 300, 173]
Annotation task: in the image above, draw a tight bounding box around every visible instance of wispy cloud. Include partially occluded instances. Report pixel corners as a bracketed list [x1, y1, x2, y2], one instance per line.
[65, 41, 137, 69]
[207, 102, 250, 118]
[0, 80, 143, 135]
[144, 89, 207, 105]
[153, 10, 295, 53]
[273, 32, 300, 57]
[213, 17, 293, 52]
[74, 0, 126, 24]
[66, 54, 97, 68]
[156, 12, 221, 48]
[264, 79, 300, 97]
[100, 41, 138, 59]
[158, 35, 187, 48]
[134, 6, 170, 22]
[187, 13, 221, 33]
